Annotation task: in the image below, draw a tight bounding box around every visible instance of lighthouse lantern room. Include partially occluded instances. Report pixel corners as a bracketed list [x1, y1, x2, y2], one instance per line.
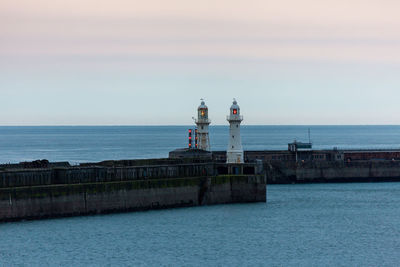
[226, 99, 244, 163]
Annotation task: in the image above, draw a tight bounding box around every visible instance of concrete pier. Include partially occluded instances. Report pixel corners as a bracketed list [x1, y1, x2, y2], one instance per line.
[3, 147, 400, 222]
[0, 160, 266, 222]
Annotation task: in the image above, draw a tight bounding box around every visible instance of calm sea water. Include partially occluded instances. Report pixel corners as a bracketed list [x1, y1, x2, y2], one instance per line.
[1, 183, 400, 266]
[1, 125, 400, 164]
[1, 126, 400, 266]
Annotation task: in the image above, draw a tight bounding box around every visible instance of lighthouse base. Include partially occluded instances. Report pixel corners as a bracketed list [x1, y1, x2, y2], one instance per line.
[226, 150, 244, 164]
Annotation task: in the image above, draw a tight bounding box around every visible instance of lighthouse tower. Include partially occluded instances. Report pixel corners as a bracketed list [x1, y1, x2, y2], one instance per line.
[195, 99, 211, 151]
[226, 99, 244, 163]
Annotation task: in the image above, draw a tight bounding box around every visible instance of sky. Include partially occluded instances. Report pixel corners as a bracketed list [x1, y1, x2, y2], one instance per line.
[1, 0, 400, 125]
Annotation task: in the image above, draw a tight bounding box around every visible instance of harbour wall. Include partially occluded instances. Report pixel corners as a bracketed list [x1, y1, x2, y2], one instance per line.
[266, 161, 400, 184]
[3, 149, 400, 222]
[0, 163, 266, 222]
[0, 163, 215, 188]
[210, 150, 400, 184]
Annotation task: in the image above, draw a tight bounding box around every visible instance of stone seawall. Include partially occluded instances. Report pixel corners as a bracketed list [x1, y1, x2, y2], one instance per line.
[266, 161, 400, 184]
[0, 163, 215, 188]
[0, 174, 266, 222]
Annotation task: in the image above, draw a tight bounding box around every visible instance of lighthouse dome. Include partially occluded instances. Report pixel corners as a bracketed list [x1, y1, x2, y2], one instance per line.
[230, 99, 240, 113]
[198, 100, 208, 110]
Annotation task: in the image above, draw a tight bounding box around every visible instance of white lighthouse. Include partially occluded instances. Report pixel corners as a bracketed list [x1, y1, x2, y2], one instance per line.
[195, 99, 211, 151]
[226, 99, 244, 163]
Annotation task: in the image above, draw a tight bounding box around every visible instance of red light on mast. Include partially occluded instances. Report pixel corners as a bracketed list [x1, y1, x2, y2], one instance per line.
[188, 129, 193, 148]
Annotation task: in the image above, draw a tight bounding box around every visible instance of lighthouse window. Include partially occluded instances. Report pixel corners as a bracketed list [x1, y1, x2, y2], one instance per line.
[236, 125, 238, 128]
[233, 109, 237, 114]
[232, 135, 234, 138]
[232, 146, 234, 149]
[201, 126, 204, 130]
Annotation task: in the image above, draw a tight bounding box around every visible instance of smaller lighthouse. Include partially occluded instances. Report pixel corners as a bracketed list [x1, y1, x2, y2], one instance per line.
[226, 99, 244, 163]
[195, 99, 211, 151]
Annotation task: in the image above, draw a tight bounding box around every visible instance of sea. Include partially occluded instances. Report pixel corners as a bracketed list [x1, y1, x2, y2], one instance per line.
[1, 125, 400, 266]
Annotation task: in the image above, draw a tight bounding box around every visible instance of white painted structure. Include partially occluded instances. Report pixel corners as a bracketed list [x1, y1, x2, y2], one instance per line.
[195, 100, 211, 151]
[226, 99, 244, 163]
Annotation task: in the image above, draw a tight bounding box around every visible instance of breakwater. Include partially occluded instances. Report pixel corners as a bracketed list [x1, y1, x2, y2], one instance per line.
[3, 148, 400, 222]
[0, 160, 266, 222]
[211, 150, 400, 184]
[265, 161, 400, 184]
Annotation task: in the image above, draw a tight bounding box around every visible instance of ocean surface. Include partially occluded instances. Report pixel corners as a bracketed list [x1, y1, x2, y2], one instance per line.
[1, 125, 400, 164]
[1, 126, 400, 266]
[1, 183, 400, 266]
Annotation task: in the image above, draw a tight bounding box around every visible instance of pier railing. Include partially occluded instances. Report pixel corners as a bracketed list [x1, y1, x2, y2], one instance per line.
[0, 161, 262, 189]
[0, 163, 215, 188]
[226, 115, 243, 121]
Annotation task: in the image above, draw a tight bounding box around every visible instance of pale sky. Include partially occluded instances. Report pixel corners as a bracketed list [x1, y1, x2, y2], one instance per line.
[1, 0, 400, 125]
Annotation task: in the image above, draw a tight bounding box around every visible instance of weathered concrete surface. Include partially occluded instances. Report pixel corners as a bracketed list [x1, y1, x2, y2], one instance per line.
[0, 175, 266, 222]
[0, 163, 215, 188]
[266, 161, 400, 184]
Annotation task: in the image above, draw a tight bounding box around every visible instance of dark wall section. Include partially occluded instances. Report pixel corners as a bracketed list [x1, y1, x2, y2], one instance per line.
[266, 161, 400, 184]
[0, 160, 266, 222]
[0, 175, 266, 222]
[0, 164, 215, 188]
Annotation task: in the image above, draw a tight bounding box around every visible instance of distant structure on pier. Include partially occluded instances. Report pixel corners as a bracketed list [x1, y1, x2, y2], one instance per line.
[195, 99, 211, 151]
[226, 99, 244, 163]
